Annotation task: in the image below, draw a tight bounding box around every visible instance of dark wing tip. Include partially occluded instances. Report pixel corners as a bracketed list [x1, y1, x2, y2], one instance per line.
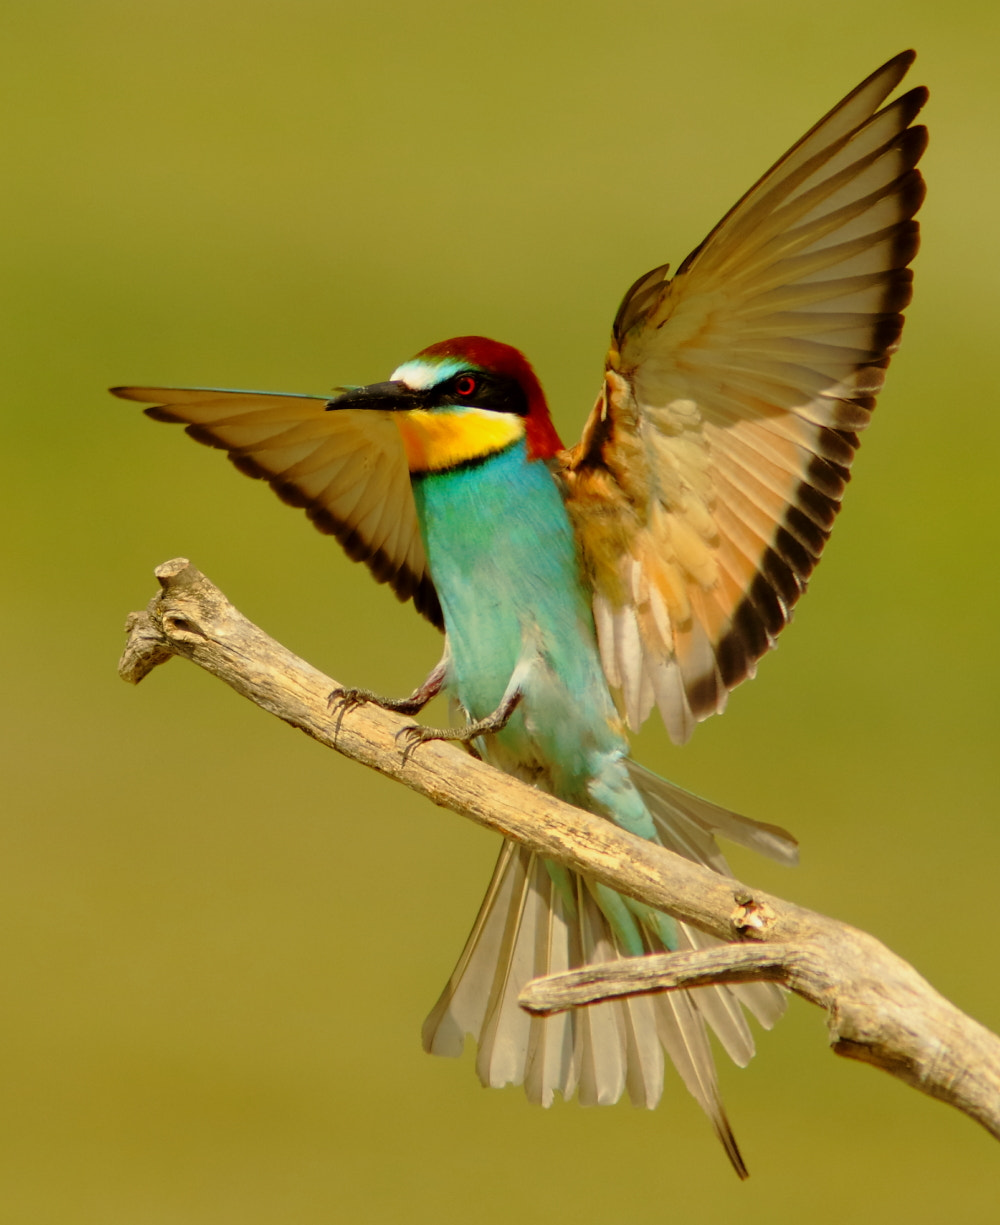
[612, 263, 672, 344]
[899, 84, 930, 118]
[862, 48, 917, 92]
[145, 405, 185, 424]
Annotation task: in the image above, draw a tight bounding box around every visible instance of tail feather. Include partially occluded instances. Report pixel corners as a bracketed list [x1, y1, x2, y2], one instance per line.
[574, 877, 628, 1106]
[523, 858, 577, 1105]
[422, 763, 796, 1177]
[474, 844, 536, 1090]
[672, 921, 756, 1068]
[628, 760, 799, 867]
[654, 992, 748, 1178]
[682, 919, 786, 1033]
[618, 992, 665, 1110]
[421, 840, 521, 1058]
[629, 761, 792, 1035]
[422, 842, 763, 1177]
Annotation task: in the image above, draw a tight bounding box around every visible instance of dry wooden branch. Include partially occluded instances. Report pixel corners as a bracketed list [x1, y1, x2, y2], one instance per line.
[119, 558, 1000, 1143]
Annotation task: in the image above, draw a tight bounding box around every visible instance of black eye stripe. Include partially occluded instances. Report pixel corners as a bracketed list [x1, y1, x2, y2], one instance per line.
[440, 371, 528, 417]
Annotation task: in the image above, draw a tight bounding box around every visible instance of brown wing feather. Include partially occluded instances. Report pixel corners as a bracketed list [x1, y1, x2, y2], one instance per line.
[112, 386, 442, 627]
[560, 52, 926, 742]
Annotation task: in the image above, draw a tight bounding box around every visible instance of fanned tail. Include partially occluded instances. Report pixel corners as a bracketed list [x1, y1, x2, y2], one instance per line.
[422, 771, 796, 1178]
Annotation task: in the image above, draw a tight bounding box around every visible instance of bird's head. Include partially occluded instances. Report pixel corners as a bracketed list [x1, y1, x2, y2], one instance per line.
[327, 336, 563, 473]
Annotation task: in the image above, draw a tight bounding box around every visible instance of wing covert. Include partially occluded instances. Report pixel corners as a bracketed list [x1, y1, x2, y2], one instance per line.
[113, 386, 442, 627]
[559, 52, 927, 742]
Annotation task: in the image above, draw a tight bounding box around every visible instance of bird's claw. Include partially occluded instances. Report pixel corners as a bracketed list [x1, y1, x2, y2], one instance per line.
[327, 685, 366, 712]
[394, 690, 523, 762]
[329, 685, 431, 716]
[327, 686, 373, 736]
[395, 723, 439, 764]
[328, 685, 433, 737]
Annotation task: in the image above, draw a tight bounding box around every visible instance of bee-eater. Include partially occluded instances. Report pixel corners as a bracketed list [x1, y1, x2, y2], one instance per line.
[114, 52, 926, 1175]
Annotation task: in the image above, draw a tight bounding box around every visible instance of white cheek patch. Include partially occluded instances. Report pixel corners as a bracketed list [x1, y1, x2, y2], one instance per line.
[391, 358, 466, 389]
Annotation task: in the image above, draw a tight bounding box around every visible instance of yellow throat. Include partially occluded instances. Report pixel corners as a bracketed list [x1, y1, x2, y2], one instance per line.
[394, 407, 524, 473]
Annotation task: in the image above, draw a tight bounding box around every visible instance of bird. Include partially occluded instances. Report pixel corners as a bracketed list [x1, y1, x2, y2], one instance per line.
[113, 51, 927, 1176]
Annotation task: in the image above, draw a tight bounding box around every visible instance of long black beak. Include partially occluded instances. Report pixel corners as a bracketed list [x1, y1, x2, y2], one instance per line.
[325, 381, 423, 412]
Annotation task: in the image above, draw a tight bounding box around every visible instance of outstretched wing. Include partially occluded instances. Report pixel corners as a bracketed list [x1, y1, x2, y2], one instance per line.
[558, 51, 927, 743]
[113, 386, 442, 626]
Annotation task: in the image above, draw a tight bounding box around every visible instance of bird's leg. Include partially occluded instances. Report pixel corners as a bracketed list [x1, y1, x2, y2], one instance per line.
[396, 689, 523, 762]
[328, 659, 447, 733]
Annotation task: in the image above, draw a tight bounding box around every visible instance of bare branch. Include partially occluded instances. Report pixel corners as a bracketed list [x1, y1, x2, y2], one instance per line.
[120, 558, 1000, 1143]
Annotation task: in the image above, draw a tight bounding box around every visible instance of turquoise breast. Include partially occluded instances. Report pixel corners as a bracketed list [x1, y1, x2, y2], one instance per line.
[411, 439, 629, 803]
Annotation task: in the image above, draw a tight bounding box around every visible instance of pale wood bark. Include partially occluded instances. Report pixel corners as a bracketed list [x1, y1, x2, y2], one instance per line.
[119, 558, 1000, 1143]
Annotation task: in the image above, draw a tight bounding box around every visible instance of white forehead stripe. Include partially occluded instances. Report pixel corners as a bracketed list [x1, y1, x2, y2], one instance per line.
[391, 358, 467, 389]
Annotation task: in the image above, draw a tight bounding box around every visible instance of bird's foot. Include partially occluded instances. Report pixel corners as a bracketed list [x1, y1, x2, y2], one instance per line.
[329, 685, 428, 738]
[327, 662, 447, 733]
[327, 685, 431, 717]
[395, 690, 522, 763]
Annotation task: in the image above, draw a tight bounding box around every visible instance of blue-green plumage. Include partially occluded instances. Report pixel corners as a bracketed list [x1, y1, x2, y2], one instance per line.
[412, 434, 674, 957]
[371, 348, 790, 1166]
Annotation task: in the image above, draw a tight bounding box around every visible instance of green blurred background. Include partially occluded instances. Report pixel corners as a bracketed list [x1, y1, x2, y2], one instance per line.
[3, 1, 998, 1219]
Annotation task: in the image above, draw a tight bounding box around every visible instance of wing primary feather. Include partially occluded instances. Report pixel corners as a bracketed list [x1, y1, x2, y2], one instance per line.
[117, 386, 443, 628]
[565, 37, 926, 741]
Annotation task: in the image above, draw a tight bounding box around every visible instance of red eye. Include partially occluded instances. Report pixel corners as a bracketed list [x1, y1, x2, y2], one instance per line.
[454, 375, 477, 397]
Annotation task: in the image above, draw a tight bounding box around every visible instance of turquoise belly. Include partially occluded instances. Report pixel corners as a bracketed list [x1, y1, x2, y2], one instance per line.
[412, 437, 671, 946]
[412, 441, 627, 803]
